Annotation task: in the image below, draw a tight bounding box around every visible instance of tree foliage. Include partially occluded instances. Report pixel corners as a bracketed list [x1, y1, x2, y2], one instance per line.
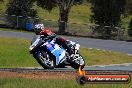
[128, 19, 132, 36]
[6, 0, 37, 28]
[36, 0, 57, 11]
[36, 0, 82, 34]
[6, 0, 36, 17]
[90, 0, 126, 26]
[126, 0, 132, 14]
[89, 0, 126, 38]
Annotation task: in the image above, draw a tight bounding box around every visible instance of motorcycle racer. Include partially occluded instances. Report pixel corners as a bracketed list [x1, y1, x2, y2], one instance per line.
[33, 23, 85, 70]
[34, 23, 76, 55]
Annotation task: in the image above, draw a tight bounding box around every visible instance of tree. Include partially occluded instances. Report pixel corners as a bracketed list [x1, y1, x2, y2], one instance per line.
[128, 19, 132, 36]
[6, 0, 36, 17]
[36, 0, 82, 34]
[90, 0, 126, 38]
[6, 0, 37, 28]
[126, 0, 132, 14]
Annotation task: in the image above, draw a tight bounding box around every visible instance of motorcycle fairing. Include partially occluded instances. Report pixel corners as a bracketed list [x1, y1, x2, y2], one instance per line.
[45, 40, 66, 65]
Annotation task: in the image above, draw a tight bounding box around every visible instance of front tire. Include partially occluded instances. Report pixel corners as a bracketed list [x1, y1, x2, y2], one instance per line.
[33, 51, 55, 69]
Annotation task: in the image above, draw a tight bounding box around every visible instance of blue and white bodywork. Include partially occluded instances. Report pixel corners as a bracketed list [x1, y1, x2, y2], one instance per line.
[44, 40, 66, 65]
[29, 35, 85, 69]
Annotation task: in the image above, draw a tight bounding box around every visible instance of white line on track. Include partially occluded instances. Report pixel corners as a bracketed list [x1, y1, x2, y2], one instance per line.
[88, 63, 132, 67]
[127, 54, 132, 56]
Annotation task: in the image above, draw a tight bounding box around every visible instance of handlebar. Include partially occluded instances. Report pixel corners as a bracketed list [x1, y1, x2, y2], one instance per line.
[40, 34, 56, 40]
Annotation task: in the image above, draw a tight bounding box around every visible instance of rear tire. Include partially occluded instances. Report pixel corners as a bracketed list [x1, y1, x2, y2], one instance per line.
[33, 50, 55, 69]
[70, 54, 85, 70]
[76, 76, 86, 85]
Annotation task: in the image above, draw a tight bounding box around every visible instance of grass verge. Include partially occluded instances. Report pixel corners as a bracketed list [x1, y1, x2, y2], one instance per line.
[80, 47, 132, 65]
[0, 77, 131, 88]
[0, 37, 39, 68]
[0, 37, 132, 68]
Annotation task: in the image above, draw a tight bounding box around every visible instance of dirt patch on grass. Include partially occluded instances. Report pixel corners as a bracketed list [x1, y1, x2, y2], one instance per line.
[0, 71, 78, 79]
[0, 71, 131, 80]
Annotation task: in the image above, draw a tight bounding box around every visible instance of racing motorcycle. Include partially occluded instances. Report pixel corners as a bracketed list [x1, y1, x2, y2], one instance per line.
[29, 35, 85, 70]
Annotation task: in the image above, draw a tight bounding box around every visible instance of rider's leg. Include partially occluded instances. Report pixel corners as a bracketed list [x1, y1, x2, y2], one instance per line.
[55, 37, 74, 54]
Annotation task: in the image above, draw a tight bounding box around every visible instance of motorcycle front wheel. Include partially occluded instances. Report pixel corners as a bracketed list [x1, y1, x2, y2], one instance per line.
[33, 50, 55, 69]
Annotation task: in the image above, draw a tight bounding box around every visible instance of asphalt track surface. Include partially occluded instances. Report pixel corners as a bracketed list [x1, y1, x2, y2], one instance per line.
[0, 30, 132, 54]
[0, 64, 132, 72]
[0, 30, 132, 71]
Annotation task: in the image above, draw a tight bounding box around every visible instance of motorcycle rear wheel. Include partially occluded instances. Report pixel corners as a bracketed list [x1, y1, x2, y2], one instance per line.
[70, 54, 85, 70]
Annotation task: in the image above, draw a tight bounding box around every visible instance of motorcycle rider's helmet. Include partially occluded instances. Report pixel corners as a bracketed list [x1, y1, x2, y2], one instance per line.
[34, 23, 44, 34]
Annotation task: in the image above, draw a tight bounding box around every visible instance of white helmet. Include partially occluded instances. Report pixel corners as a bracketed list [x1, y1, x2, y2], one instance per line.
[34, 24, 44, 34]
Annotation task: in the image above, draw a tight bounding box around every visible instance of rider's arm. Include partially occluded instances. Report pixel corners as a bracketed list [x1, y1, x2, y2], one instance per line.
[40, 28, 56, 38]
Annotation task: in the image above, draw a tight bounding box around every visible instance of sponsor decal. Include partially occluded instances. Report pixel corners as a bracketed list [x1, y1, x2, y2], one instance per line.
[77, 67, 131, 85]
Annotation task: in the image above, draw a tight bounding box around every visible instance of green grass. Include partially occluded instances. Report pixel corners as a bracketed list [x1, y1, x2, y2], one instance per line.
[0, 37, 39, 68]
[0, 1, 6, 13]
[0, 37, 132, 68]
[80, 47, 132, 65]
[0, 77, 131, 88]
